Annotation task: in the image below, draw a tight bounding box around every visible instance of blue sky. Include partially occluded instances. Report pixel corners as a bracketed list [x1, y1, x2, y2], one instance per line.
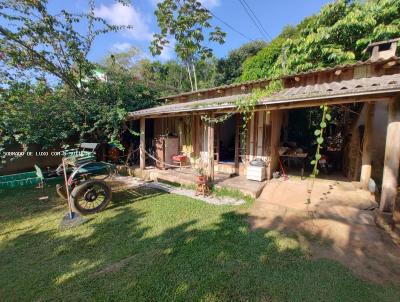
[47, 0, 331, 62]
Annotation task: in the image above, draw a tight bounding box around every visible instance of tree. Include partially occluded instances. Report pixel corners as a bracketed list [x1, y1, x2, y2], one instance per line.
[102, 47, 142, 72]
[215, 40, 267, 85]
[240, 0, 400, 81]
[0, 81, 79, 150]
[0, 1, 159, 155]
[150, 0, 226, 91]
[240, 26, 300, 81]
[0, 0, 129, 95]
[134, 57, 219, 96]
[80, 69, 160, 144]
[0, 68, 160, 157]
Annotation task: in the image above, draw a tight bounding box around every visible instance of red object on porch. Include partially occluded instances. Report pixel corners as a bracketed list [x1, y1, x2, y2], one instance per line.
[172, 154, 188, 169]
[278, 157, 289, 180]
[172, 155, 187, 162]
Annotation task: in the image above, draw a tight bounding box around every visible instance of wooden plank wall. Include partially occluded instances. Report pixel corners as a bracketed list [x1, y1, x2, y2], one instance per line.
[152, 108, 287, 178]
[154, 116, 202, 157]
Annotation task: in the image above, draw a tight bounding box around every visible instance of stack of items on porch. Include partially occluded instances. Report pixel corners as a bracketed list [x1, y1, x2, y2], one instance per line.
[246, 159, 267, 182]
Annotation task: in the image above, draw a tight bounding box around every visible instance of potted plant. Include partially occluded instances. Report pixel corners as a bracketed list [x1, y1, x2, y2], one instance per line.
[195, 167, 207, 183]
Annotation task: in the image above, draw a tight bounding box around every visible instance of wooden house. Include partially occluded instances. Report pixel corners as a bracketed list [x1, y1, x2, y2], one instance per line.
[128, 39, 400, 215]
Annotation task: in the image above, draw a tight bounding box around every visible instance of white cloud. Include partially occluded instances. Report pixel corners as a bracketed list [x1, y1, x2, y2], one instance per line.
[150, 0, 220, 9]
[200, 0, 221, 8]
[150, 38, 175, 61]
[95, 3, 153, 41]
[158, 42, 175, 61]
[111, 42, 132, 52]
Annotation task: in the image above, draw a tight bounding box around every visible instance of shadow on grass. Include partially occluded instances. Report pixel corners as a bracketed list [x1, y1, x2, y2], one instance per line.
[0, 187, 399, 301]
[109, 187, 167, 209]
[0, 184, 66, 224]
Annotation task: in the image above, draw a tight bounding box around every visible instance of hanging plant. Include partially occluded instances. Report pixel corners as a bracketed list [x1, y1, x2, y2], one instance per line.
[201, 79, 283, 158]
[310, 104, 331, 177]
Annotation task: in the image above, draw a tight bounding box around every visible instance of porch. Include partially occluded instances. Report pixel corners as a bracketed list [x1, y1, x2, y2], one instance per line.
[128, 53, 400, 220]
[118, 165, 267, 198]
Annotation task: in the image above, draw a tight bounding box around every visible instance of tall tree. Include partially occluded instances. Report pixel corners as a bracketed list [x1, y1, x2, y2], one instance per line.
[241, 0, 400, 81]
[215, 40, 267, 85]
[0, 0, 129, 95]
[0, 0, 159, 156]
[150, 0, 226, 91]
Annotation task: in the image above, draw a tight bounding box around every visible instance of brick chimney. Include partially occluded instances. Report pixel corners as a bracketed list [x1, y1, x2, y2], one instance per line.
[365, 38, 399, 62]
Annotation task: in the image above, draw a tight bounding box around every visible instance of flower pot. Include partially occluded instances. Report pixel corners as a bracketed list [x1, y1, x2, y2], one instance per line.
[197, 175, 207, 184]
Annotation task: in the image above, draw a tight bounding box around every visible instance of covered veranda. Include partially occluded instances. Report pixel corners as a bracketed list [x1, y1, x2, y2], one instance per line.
[129, 56, 400, 219]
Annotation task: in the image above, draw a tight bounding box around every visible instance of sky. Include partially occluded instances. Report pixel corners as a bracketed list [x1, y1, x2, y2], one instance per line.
[47, 0, 332, 62]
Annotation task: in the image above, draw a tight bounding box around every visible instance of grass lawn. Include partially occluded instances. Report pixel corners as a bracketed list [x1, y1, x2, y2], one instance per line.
[0, 184, 399, 302]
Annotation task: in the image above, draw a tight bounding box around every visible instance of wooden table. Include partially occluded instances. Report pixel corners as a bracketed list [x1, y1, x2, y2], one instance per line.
[280, 153, 308, 178]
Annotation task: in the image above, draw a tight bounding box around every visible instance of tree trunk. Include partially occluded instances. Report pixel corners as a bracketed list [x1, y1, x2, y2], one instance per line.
[192, 63, 198, 91]
[186, 63, 194, 91]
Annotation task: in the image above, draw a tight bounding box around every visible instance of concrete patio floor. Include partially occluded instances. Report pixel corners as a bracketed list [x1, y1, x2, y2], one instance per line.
[151, 168, 267, 198]
[250, 176, 400, 284]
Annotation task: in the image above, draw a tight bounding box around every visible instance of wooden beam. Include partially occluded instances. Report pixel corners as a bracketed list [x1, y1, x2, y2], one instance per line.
[267, 110, 283, 179]
[360, 102, 375, 188]
[127, 92, 400, 121]
[207, 114, 215, 181]
[140, 118, 146, 171]
[234, 114, 240, 174]
[380, 98, 400, 212]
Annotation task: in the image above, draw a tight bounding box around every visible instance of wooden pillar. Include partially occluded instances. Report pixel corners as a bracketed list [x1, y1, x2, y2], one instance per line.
[140, 118, 146, 171]
[268, 110, 283, 179]
[234, 114, 240, 173]
[256, 111, 265, 157]
[380, 99, 400, 213]
[207, 115, 215, 181]
[360, 102, 375, 188]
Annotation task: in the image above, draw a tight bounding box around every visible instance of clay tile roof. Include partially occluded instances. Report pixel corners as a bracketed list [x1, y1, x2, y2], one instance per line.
[157, 57, 400, 102]
[259, 74, 400, 106]
[129, 74, 400, 119]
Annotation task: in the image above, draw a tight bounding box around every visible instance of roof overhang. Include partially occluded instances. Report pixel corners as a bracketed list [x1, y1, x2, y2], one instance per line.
[129, 74, 400, 119]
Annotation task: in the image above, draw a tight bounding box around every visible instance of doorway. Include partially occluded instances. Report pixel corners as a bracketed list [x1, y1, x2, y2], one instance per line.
[218, 115, 236, 162]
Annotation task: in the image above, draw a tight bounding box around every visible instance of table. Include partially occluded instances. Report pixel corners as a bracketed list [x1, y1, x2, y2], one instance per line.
[280, 153, 308, 178]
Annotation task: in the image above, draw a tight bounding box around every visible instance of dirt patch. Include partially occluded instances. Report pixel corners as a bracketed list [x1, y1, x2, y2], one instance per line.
[250, 178, 400, 285]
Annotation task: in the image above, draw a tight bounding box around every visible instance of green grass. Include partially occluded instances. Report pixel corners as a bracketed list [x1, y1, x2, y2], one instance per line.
[0, 185, 399, 302]
[211, 186, 254, 204]
[157, 179, 255, 204]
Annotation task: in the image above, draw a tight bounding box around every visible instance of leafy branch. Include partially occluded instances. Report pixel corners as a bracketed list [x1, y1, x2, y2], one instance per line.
[0, 0, 130, 96]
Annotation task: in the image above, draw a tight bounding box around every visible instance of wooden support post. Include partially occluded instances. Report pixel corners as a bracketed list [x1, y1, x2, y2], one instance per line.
[380, 99, 400, 213]
[268, 110, 283, 179]
[207, 115, 215, 181]
[140, 118, 146, 171]
[256, 111, 264, 157]
[360, 102, 375, 188]
[234, 114, 240, 174]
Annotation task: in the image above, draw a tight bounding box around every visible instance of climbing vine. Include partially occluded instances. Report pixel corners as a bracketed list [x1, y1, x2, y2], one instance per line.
[310, 104, 331, 177]
[201, 79, 283, 158]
